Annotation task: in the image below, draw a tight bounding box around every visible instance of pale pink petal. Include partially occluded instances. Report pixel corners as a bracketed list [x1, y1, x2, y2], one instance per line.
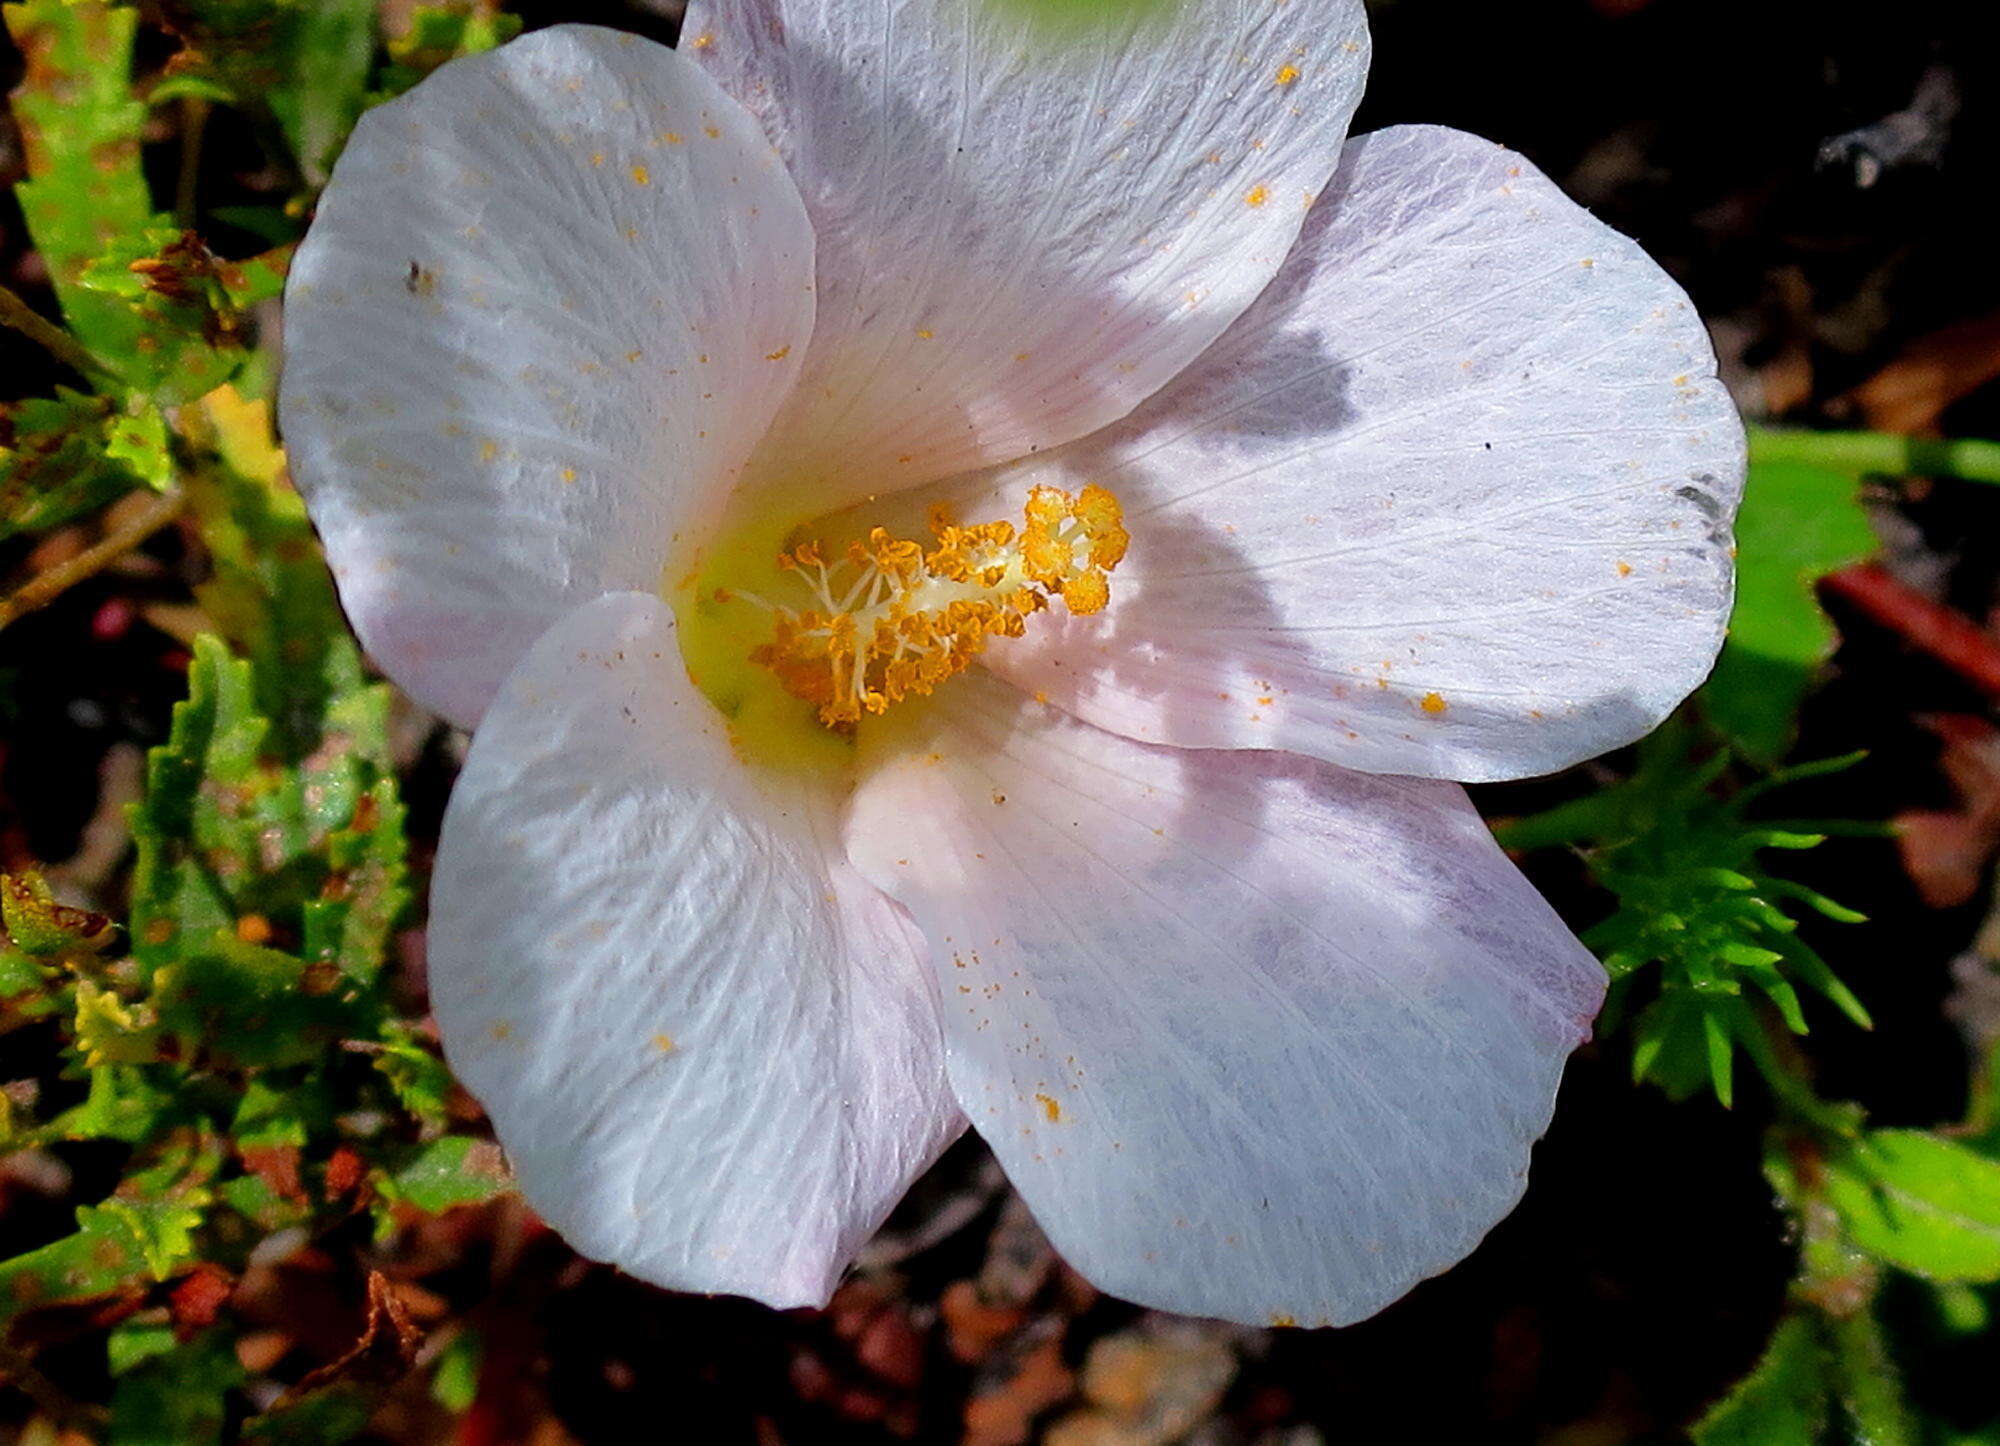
[431, 593, 961, 1306]
[941, 125, 1742, 782]
[281, 26, 814, 728]
[684, 0, 1370, 507]
[844, 673, 1603, 1326]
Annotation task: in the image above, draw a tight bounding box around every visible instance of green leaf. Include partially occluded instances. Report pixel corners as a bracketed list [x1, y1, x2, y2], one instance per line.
[2, 0, 153, 363]
[45, 1062, 180, 1145]
[242, 1388, 376, 1446]
[429, 1328, 483, 1413]
[372, 1022, 455, 1131]
[268, 0, 377, 185]
[1702, 459, 1876, 763]
[106, 1319, 180, 1376]
[2, 870, 117, 956]
[154, 933, 369, 1069]
[129, 631, 407, 995]
[375, 5, 523, 100]
[1691, 1312, 1830, 1446]
[74, 979, 162, 1066]
[1507, 721, 1871, 1107]
[109, 1330, 245, 1446]
[0, 1193, 207, 1317]
[374, 1135, 510, 1218]
[0, 390, 170, 542]
[75, 228, 287, 405]
[1824, 1130, 2000, 1282]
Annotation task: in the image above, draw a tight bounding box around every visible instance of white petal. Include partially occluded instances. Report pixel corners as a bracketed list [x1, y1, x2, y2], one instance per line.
[947, 124, 1743, 782]
[281, 26, 814, 728]
[431, 593, 960, 1307]
[684, 0, 1369, 506]
[844, 674, 1603, 1326]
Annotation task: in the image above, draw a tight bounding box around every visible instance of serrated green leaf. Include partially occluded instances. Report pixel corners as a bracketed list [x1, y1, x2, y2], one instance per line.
[45, 1062, 180, 1145]
[1703, 459, 1877, 763]
[1824, 1130, 2000, 1282]
[0, 390, 170, 542]
[3, 0, 152, 363]
[74, 979, 162, 1066]
[130, 628, 407, 993]
[154, 933, 369, 1069]
[1690, 1312, 1829, 1446]
[0, 1193, 207, 1316]
[75, 227, 286, 405]
[372, 1022, 455, 1130]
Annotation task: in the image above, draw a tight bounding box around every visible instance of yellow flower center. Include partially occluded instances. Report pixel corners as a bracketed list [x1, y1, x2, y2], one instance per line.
[672, 484, 1126, 771]
[751, 484, 1128, 728]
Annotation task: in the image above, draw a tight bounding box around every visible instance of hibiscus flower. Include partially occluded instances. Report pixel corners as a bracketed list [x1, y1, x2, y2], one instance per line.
[279, 2, 1742, 1326]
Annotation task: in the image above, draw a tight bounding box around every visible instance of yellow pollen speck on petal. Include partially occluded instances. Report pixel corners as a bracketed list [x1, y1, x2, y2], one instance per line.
[589, 151, 605, 167]
[1617, 560, 1634, 577]
[1245, 183, 1271, 207]
[559, 467, 578, 485]
[704, 125, 722, 139]
[651, 1033, 676, 1053]
[663, 131, 684, 145]
[1421, 691, 1448, 715]
[478, 440, 499, 463]
[916, 328, 935, 340]
[766, 345, 792, 361]
[1271, 1314, 1298, 1328]
[490, 1021, 513, 1042]
[631, 163, 651, 185]
[1037, 1094, 1063, 1123]
[1274, 63, 1300, 85]
[689, 30, 715, 48]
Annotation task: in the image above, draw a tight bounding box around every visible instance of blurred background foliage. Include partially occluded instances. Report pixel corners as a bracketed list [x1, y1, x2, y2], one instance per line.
[3, 0, 2000, 1442]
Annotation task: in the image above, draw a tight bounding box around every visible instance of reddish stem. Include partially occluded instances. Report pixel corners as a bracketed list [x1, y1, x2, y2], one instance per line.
[1822, 563, 2000, 695]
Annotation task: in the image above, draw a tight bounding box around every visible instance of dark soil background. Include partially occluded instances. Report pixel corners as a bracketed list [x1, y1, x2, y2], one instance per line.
[8, 1, 2000, 1442]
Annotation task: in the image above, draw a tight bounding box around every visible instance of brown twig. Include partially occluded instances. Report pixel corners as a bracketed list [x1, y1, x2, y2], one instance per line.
[0, 489, 188, 631]
[0, 283, 114, 385]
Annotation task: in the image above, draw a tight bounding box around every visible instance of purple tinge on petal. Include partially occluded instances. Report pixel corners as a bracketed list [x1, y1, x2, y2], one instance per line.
[430, 592, 962, 1308]
[281, 26, 815, 729]
[684, 0, 1371, 509]
[936, 123, 1744, 784]
[844, 671, 1603, 1327]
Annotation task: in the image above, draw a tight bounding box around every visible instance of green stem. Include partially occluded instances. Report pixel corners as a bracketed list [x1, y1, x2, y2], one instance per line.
[1750, 425, 2000, 486]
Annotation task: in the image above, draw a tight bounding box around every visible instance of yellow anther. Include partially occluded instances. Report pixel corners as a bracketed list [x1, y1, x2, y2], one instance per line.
[1062, 570, 1110, 615]
[751, 484, 1129, 728]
